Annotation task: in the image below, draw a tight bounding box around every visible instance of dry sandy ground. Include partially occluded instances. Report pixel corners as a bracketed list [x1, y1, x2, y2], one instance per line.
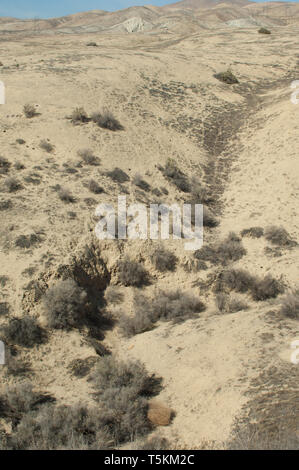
[0, 24, 298, 448]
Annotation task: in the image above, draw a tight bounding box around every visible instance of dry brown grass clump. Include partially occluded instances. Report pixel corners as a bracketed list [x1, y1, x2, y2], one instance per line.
[58, 187, 75, 203]
[147, 400, 174, 427]
[23, 104, 37, 118]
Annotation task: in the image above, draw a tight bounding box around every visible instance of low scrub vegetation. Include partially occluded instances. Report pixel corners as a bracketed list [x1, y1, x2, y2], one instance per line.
[215, 293, 248, 314]
[77, 149, 100, 166]
[23, 104, 37, 118]
[258, 27, 271, 35]
[2, 316, 46, 348]
[241, 227, 264, 238]
[279, 289, 299, 319]
[214, 268, 284, 301]
[195, 232, 246, 266]
[70, 107, 89, 124]
[120, 289, 205, 337]
[264, 226, 296, 247]
[0, 156, 11, 175]
[39, 139, 54, 153]
[92, 109, 124, 131]
[161, 158, 190, 193]
[58, 188, 75, 203]
[117, 257, 150, 287]
[150, 245, 178, 272]
[214, 69, 239, 84]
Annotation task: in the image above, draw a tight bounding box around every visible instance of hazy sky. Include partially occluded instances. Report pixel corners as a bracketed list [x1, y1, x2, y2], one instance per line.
[0, 0, 298, 19]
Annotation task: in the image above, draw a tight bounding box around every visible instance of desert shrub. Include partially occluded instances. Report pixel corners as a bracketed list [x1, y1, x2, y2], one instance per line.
[215, 293, 248, 313]
[241, 227, 264, 238]
[86, 42, 97, 46]
[264, 226, 296, 247]
[16, 139, 26, 145]
[106, 167, 130, 183]
[0, 156, 11, 174]
[214, 268, 256, 294]
[92, 109, 123, 131]
[161, 158, 190, 193]
[216, 232, 246, 264]
[77, 148, 100, 166]
[150, 245, 178, 272]
[70, 107, 89, 124]
[2, 316, 46, 348]
[88, 179, 104, 194]
[15, 233, 42, 249]
[14, 161, 25, 170]
[90, 356, 162, 444]
[23, 104, 37, 118]
[42, 279, 89, 330]
[190, 177, 213, 204]
[117, 257, 149, 287]
[258, 27, 271, 35]
[279, 290, 299, 320]
[251, 275, 284, 301]
[0, 382, 53, 425]
[104, 286, 124, 305]
[0, 302, 10, 315]
[203, 206, 219, 227]
[3, 176, 22, 193]
[133, 173, 151, 192]
[68, 357, 98, 378]
[0, 199, 13, 211]
[58, 188, 75, 203]
[9, 403, 111, 450]
[120, 289, 205, 337]
[39, 139, 54, 153]
[195, 232, 246, 265]
[214, 69, 239, 84]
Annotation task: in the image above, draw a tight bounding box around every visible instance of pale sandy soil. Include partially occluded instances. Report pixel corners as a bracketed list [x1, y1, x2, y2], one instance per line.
[0, 24, 298, 448]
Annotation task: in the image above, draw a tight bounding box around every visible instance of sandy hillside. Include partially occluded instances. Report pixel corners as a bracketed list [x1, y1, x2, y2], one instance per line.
[0, 12, 298, 450]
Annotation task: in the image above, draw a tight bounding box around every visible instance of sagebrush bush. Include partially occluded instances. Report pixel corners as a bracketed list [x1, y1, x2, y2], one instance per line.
[58, 188, 75, 203]
[138, 435, 170, 450]
[42, 279, 88, 330]
[0, 156, 11, 175]
[104, 285, 124, 305]
[251, 275, 285, 301]
[241, 227, 264, 238]
[214, 269, 284, 302]
[88, 179, 103, 194]
[77, 149, 100, 166]
[161, 158, 190, 193]
[215, 293, 248, 313]
[106, 167, 130, 183]
[23, 104, 37, 118]
[39, 140, 54, 153]
[214, 69, 239, 84]
[91, 356, 162, 444]
[92, 109, 124, 131]
[150, 245, 178, 272]
[195, 232, 246, 265]
[2, 316, 46, 348]
[203, 206, 219, 227]
[264, 226, 296, 247]
[120, 289, 205, 337]
[117, 257, 149, 287]
[70, 107, 89, 124]
[279, 289, 299, 319]
[258, 27, 271, 35]
[9, 403, 111, 450]
[3, 176, 22, 193]
[133, 174, 151, 192]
